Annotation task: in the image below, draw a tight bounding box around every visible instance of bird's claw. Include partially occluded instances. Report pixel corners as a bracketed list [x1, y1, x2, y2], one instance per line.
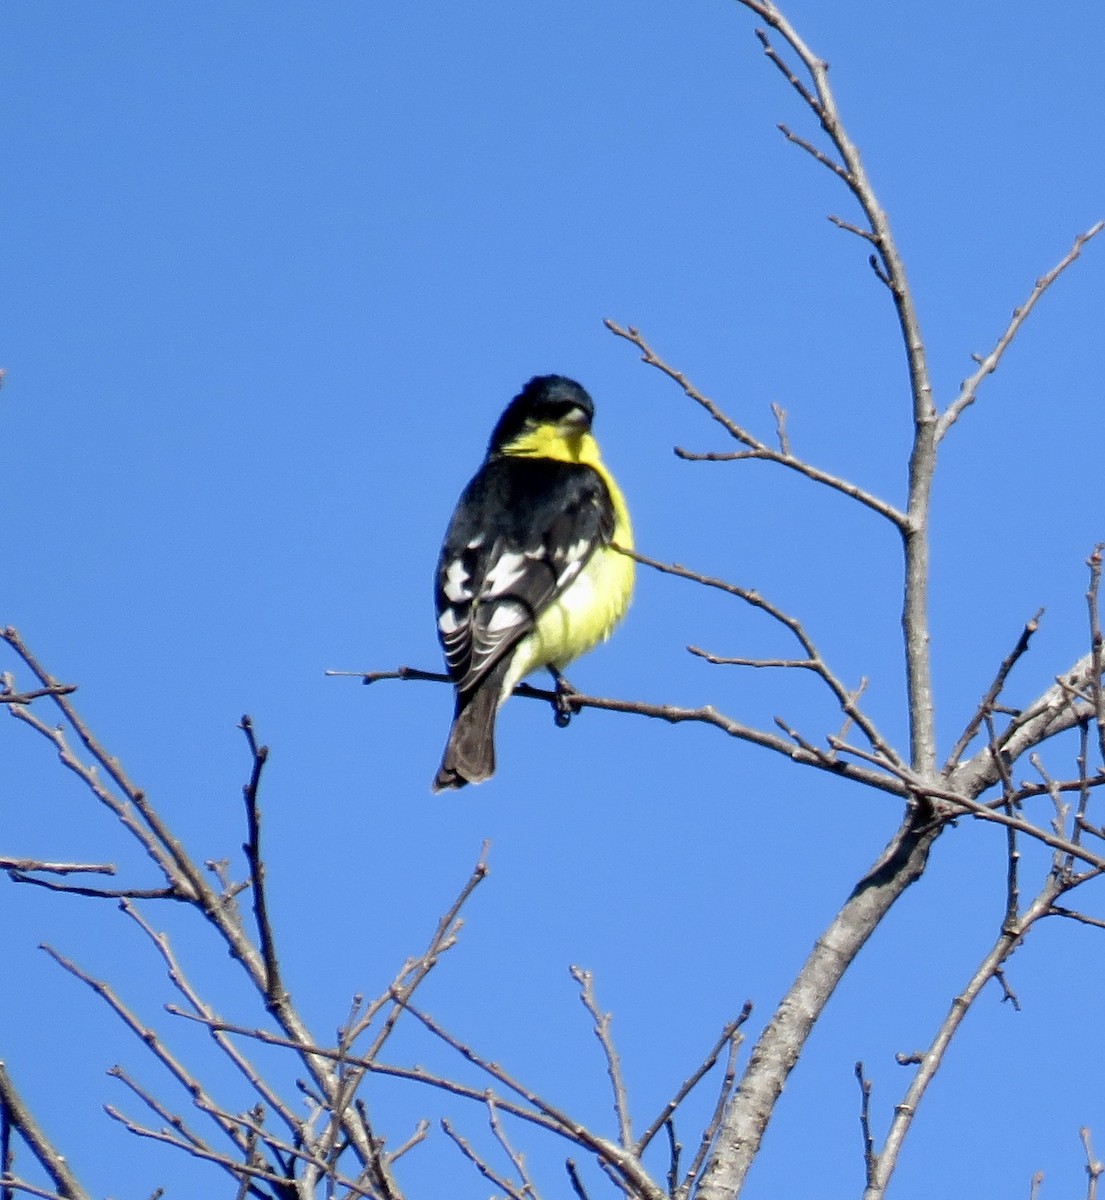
[549, 669, 579, 728]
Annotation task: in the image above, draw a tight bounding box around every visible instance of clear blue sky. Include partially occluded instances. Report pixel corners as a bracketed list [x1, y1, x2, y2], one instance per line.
[2, 3, 1104, 1197]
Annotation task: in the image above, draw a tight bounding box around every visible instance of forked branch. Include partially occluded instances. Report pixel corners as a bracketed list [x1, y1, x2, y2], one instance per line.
[602, 319, 907, 529]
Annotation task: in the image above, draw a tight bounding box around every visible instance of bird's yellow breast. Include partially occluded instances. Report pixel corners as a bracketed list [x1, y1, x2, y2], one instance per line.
[511, 538, 633, 682]
[501, 432, 634, 698]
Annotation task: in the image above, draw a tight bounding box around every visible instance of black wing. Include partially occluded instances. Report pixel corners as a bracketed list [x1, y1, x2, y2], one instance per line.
[435, 456, 615, 698]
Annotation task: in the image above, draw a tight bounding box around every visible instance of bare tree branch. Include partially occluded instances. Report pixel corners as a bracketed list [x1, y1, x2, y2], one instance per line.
[0, 860, 115, 877]
[0, 1064, 91, 1200]
[8, 874, 178, 901]
[937, 223, 1104, 442]
[101, 1106, 292, 1195]
[636, 1006, 751, 1158]
[957, 653, 1100, 790]
[440, 1118, 529, 1200]
[166, 1004, 668, 1200]
[347, 664, 912, 798]
[570, 966, 632, 1150]
[854, 1062, 877, 1191]
[485, 1097, 540, 1200]
[394, 1002, 665, 1200]
[680, 1022, 744, 1198]
[384, 1119, 430, 1167]
[714, 3, 943, 781]
[624, 546, 904, 769]
[601, 320, 908, 529]
[694, 810, 941, 1200]
[565, 1159, 592, 1200]
[0, 668, 77, 706]
[0, 1180, 75, 1200]
[4, 3, 1103, 1196]
[106, 1065, 217, 1161]
[117, 899, 302, 1140]
[863, 883, 1063, 1199]
[238, 716, 284, 1011]
[943, 609, 1044, 772]
[1, 628, 393, 1180]
[40, 944, 259, 1162]
[1049, 906, 1105, 932]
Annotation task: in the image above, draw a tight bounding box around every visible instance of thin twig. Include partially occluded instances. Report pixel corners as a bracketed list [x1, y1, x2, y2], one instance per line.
[827, 739, 1105, 873]
[937, 223, 1105, 442]
[8, 874, 178, 901]
[166, 1008, 565, 1140]
[307, 842, 492, 1178]
[944, 609, 1044, 772]
[238, 716, 284, 1008]
[1083, 1127, 1103, 1200]
[0, 859, 115, 877]
[385, 1119, 430, 1166]
[776, 715, 828, 761]
[0, 680, 78, 706]
[753, 27, 820, 111]
[1072, 722, 1093, 856]
[101, 1107, 289, 1191]
[681, 1025, 743, 1196]
[565, 1160, 591, 1200]
[855, 1062, 877, 1189]
[1, 629, 386, 1172]
[1049, 906, 1105, 931]
[40, 944, 256, 1159]
[106, 1065, 212, 1155]
[828, 213, 877, 243]
[1031, 754, 1071, 852]
[602, 320, 907, 529]
[397, 1002, 612, 1156]
[0, 1180, 74, 1200]
[662, 1120, 681, 1199]
[440, 1119, 526, 1200]
[636, 1006, 751, 1156]
[709, 2, 942, 793]
[2, 702, 190, 895]
[982, 711, 1022, 933]
[863, 884, 1062, 1199]
[776, 122, 852, 184]
[624, 546, 904, 768]
[770, 402, 791, 453]
[486, 1096, 540, 1200]
[688, 647, 814, 671]
[117, 899, 302, 1138]
[327, 666, 451, 686]
[202, 1101, 372, 1191]
[993, 966, 1022, 1012]
[175, 1000, 665, 1200]
[357, 841, 490, 1056]
[570, 966, 632, 1149]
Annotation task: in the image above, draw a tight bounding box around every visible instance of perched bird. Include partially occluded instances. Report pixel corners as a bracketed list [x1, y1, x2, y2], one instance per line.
[432, 375, 634, 791]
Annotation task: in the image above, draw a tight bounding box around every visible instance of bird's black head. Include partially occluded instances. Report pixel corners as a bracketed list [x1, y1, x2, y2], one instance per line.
[487, 375, 595, 456]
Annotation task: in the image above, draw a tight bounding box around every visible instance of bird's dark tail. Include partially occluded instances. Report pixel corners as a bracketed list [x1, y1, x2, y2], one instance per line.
[432, 667, 508, 791]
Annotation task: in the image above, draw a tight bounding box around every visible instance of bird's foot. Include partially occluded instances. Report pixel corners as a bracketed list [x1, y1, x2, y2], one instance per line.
[548, 667, 579, 728]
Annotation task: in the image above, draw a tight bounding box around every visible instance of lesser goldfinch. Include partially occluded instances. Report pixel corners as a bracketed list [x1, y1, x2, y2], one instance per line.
[432, 375, 634, 791]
